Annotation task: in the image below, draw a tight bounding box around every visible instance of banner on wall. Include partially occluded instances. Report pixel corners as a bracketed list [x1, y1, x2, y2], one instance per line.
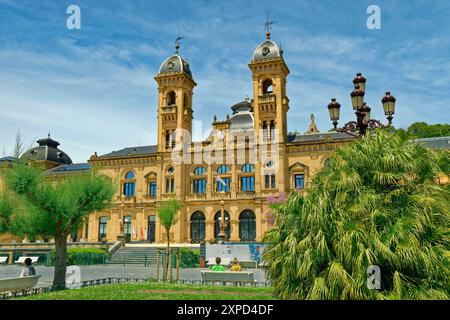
[205, 243, 268, 263]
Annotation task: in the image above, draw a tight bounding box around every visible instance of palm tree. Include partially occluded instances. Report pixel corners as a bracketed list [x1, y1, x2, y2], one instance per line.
[263, 130, 449, 300]
[157, 199, 182, 281]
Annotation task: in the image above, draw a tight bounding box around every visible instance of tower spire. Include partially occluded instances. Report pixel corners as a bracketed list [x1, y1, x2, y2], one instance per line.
[264, 10, 277, 39]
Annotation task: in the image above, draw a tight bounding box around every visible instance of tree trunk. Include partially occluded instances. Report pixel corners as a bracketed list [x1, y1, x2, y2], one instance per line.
[164, 227, 170, 282]
[53, 233, 68, 290]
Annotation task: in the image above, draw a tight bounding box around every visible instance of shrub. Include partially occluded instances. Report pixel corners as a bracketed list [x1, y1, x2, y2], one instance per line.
[178, 247, 200, 268]
[50, 247, 107, 266]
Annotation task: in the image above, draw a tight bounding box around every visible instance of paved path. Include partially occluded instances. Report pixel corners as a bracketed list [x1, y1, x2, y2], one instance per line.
[0, 265, 268, 287]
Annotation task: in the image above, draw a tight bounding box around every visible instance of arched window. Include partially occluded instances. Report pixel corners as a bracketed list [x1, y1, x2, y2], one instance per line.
[166, 167, 175, 193]
[217, 165, 230, 174]
[167, 91, 176, 105]
[242, 164, 254, 173]
[193, 166, 206, 194]
[214, 211, 231, 240]
[123, 171, 136, 197]
[165, 130, 171, 149]
[125, 171, 135, 179]
[190, 211, 206, 243]
[241, 164, 255, 192]
[216, 165, 231, 192]
[239, 210, 256, 241]
[262, 79, 273, 95]
[262, 121, 268, 142]
[194, 166, 205, 175]
[270, 120, 275, 141]
[171, 130, 176, 148]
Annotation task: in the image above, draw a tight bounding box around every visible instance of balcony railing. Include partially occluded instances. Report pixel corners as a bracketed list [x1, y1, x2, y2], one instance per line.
[115, 196, 136, 204]
[211, 192, 231, 200]
[162, 104, 177, 114]
[186, 193, 207, 201]
[258, 94, 276, 104]
[236, 191, 256, 199]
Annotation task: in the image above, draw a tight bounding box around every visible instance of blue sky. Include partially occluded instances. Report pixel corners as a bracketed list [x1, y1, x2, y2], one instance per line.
[1, 0, 449, 162]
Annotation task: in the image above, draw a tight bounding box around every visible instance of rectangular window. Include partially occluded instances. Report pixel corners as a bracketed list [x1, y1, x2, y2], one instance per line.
[166, 178, 174, 193]
[217, 177, 230, 192]
[294, 174, 304, 190]
[265, 174, 276, 189]
[123, 182, 135, 197]
[193, 179, 206, 194]
[98, 217, 107, 241]
[241, 176, 255, 192]
[149, 182, 157, 196]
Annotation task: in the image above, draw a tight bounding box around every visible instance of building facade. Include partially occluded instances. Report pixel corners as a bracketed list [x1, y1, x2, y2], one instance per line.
[0, 32, 359, 244]
[81, 32, 355, 244]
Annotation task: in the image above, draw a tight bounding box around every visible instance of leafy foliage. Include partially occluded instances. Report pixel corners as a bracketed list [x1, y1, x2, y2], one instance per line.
[0, 162, 115, 288]
[178, 247, 200, 268]
[49, 248, 107, 266]
[394, 122, 450, 139]
[157, 199, 182, 231]
[263, 130, 450, 300]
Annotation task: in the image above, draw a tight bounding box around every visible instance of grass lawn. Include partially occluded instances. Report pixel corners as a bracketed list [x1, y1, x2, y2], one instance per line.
[20, 282, 277, 300]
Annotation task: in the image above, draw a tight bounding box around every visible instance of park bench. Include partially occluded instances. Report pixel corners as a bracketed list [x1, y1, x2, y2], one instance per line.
[14, 256, 39, 265]
[201, 271, 256, 285]
[0, 257, 8, 265]
[0, 276, 41, 293]
[206, 257, 231, 267]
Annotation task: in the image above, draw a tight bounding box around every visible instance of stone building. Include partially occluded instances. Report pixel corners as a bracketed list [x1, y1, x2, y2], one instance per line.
[0, 31, 359, 244]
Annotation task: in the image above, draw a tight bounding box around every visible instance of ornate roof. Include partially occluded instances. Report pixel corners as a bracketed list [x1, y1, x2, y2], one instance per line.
[158, 54, 193, 78]
[229, 98, 254, 132]
[20, 134, 72, 165]
[252, 39, 283, 61]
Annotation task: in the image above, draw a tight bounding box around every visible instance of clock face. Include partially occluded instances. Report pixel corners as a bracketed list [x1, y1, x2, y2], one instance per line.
[167, 61, 175, 69]
[262, 46, 270, 56]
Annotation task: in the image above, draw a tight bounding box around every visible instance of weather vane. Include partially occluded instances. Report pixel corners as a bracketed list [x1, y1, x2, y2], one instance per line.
[175, 28, 183, 53]
[264, 11, 277, 38]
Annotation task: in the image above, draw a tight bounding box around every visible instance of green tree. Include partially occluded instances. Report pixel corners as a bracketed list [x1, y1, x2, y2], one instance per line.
[0, 163, 115, 289]
[157, 199, 182, 281]
[263, 130, 450, 300]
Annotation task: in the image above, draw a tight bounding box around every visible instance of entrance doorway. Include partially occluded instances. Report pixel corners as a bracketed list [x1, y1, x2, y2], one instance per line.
[124, 216, 132, 243]
[148, 216, 156, 243]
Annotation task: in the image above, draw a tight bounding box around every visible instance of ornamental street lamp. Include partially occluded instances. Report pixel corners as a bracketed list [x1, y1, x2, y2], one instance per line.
[328, 73, 396, 136]
[217, 191, 228, 244]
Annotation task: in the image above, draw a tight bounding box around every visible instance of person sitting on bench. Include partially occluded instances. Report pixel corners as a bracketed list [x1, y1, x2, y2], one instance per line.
[230, 257, 242, 272]
[20, 258, 36, 277]
[210, 257, 225, 271]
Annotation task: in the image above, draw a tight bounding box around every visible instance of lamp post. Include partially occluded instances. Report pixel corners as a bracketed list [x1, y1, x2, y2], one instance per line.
[217, 191, 227, 244]
[328, 73, 396, 136]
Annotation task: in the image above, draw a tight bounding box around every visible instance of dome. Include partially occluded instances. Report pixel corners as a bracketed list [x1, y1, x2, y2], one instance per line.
[20, 135, 72, 165]
[229, 99, 254, 132]
[252, 39, 283, 61]
[158, 54, 193, 78]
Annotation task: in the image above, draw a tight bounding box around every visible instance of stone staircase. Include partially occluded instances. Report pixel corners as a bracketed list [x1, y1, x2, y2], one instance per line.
[106, 246, 160, 266]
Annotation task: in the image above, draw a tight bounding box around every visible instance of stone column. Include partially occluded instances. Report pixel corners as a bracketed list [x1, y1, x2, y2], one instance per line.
[230, 220, 239, 242]
[205, 221, 214, 243]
